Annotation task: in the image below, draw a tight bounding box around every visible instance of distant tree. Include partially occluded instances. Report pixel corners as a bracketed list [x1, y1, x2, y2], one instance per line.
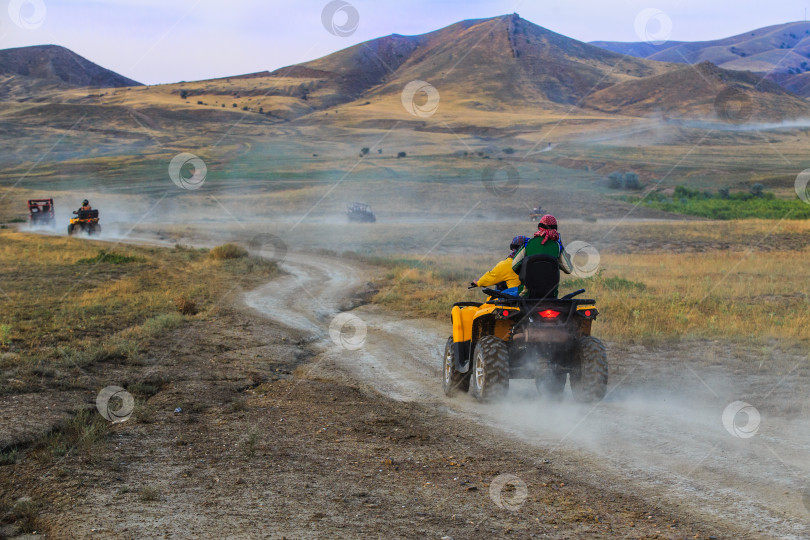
[233, 103, 238, 108]
[718, 186, 730, 199]
[197, 101, 204, 105]
[623, 172, 641, 190]
[397, 151, 407, 158]
[180, 89, 189, 99]
[750, 183, 765, 197]
[360, 147, 370, 156]
[503, 147, 515, 154]
[242, 106, 249, 111]
[607, 172, 623, 189]
[259, 107, 264, 114]
[377, 149, 382, 154]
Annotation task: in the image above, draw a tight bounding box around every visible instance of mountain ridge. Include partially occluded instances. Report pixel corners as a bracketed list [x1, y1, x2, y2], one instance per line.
[0, 45, 142, 88]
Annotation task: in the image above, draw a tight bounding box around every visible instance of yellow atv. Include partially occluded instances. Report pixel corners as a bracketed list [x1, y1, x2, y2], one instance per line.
[68, 209, 101, 236]
[443, 255, 607, 402]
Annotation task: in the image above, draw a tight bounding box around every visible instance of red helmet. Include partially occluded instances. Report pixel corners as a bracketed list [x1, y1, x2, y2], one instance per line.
[538, 214, 557, 230]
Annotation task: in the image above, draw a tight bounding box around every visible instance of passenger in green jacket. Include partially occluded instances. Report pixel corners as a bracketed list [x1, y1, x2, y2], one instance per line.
[511, 214, 572, 297]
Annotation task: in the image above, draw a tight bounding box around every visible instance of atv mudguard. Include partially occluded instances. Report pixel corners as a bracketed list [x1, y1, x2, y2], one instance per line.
[451, 302, 515, 373]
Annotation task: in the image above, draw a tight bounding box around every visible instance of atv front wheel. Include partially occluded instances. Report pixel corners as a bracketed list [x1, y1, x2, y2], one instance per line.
[570, 336, 608, 403]
[469, 336, 510, 402]
[442, 337, 469, 397]
[535, 368, 567, 399]
[67, 224, 74, 235]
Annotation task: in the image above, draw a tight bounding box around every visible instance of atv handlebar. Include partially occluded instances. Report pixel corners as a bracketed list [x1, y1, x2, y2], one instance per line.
[561, 288, 586, 299]
[481, 288, 516, 300]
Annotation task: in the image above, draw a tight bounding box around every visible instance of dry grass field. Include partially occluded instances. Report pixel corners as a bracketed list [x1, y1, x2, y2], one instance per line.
[0, 231, 278, 396]
[366, 220, 810, 345]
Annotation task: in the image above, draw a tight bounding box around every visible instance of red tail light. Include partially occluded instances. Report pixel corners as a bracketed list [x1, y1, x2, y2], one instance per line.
[538, 309, 560, 319]
[502, 310, 510, 317]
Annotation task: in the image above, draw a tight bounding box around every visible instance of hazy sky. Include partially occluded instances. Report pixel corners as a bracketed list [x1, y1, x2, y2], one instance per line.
[1, 0, 809, 85]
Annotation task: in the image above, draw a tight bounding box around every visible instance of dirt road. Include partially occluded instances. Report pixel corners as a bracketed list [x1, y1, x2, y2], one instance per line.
[246, 253, 810, 539]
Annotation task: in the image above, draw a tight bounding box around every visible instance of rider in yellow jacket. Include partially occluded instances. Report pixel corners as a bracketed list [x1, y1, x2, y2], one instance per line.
[472, 236, 529, 291]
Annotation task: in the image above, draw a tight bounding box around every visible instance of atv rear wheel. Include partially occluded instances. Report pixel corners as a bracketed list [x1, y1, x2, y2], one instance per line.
[570, 336, 608, 403]
[442, 337, 469, 397]
[469, 336, 510, 402]
[535, 368, 567, 399]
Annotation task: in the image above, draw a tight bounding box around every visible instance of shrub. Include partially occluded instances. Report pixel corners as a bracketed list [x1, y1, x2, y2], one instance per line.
[750, 183, 765, 197]
[175, 295, 198, 315]
[360, 147, 370, 156]
[0, 324, 11, 348]
[397, 151, 407, 158]
[139, 486, 160, 502]
[209, 244, 248, 260]
[503, 147, 515, 154]
[180, 89, 188, 99]
[608, 171, 642, 190]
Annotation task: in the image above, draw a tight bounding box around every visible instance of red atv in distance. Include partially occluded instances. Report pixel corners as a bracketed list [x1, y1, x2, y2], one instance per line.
[28, 199, 55, 228]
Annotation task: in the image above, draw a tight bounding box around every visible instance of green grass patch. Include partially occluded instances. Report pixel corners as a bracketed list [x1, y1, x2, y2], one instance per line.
[43, 408, 110, 460]
[76, 250, 145, 264]
[564, 273, 647, 292]
[628, 185, 810, 219]
[640, 197, 810, 220]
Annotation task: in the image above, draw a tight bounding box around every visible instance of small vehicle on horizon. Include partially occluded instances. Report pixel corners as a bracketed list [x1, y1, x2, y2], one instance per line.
[443, 254, 608, 403]
[347, 202, 376, 223]
[68, 208, 101, 236]
[529, 206, 544, 221]
[28, 198, 55, 227]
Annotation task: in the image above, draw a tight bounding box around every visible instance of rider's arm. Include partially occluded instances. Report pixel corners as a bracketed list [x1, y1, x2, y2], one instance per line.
[476, 258, 513, 288]
[511, 247, 526, 273]
[559, 245, 573, 275]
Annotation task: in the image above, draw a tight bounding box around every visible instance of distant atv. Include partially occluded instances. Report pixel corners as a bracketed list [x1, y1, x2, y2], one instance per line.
[28, 198, 55, 227]
[68, 209, 101, 236]
[529, 206, 544, 221]
[347, 202, 376, 223]
[443, 256, 608, 402]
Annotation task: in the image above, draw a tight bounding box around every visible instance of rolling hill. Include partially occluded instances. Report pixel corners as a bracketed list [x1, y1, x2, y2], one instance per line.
[591, 21, 810, 96]
[4, 15, 809, 125]
[584, 61, 810, 121]
[0, 45, 141, 88]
